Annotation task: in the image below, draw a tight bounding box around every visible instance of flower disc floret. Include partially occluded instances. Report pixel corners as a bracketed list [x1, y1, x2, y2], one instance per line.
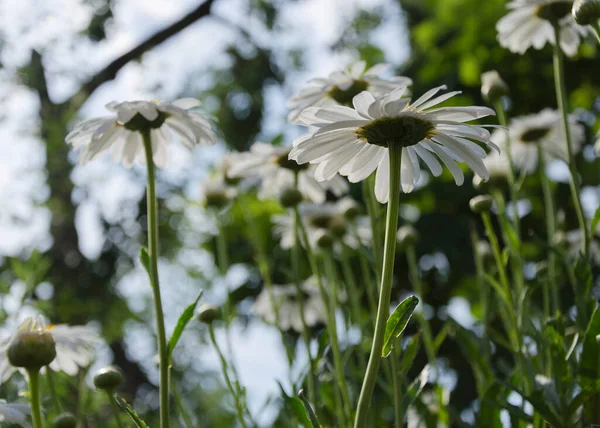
[328, 80, 370, 106]
[535, 1, 574, 21]
[572, 0, 600, 25]
[356, 115, 435, 148]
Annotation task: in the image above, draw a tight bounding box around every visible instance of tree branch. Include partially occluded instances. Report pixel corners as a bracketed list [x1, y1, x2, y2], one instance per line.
[63, 0, 216, 111]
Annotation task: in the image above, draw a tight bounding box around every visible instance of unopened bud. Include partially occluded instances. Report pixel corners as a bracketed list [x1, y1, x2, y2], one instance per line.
[198, 304, 221, 324]
[476, 241, 494, 265]
[572, 0, 600, 25]
[337, 198, 360, 220]
[279, 187, 303, 208]
[329, 216, 347, 238]
[315, 230, 334, 249]
[469, 195, 493, 214]
[396, 225, 419, 250]
[52, 413, 77, 428]
[7, 318, 56, 371]
[93, 366, 124, 392]
[481, 71, 509, 105]
[204, 187, 232, 209]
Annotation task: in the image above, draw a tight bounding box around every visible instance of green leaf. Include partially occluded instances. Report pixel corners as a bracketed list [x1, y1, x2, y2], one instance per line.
[591, 205, 600, 238]
[278, 382, 314, 428]
[399, 332, 421, 373]
[114, 395, 149, 428]
[382, 295, 419, 357]
[139, 247, 151, 278]
[401, 365, 429, 414]
[299, 390, 321, 428]
[580, 307, 600, 383]
[167, 290, 203, 363]
[484, 274, 511, 309]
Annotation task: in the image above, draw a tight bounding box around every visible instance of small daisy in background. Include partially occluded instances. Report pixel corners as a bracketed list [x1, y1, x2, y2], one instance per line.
[227, 142, 348, 203]
[290, 86, 498, 203]
[0, 400, 31, 428]
[0, 317, 103, 384]
[474, 151, 511, 188]
[489, 109, 584, 173]
[199, 156, 240, 210]
[496, 0, 587, 56]
[287, 61, 412, 122]
[253, 278, 326, 332]
[66, 98, 217, 167]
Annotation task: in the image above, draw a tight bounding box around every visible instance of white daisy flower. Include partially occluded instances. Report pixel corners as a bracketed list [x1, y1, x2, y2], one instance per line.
[496, 0, 587, 57]
[0, 317, 102, 384]
[274, 202, 371, 250]
[253, 278, 326, 332]
[227, 142, 348, 203]
[489, 109, 584, 173]
[473, 151, 510, 187]
[199, 156, 240, 209]
[0, 400, 31, 428]
[66, 98, 217, 167]
[288, 61, 412, 122]
[290, 87, 498, 203]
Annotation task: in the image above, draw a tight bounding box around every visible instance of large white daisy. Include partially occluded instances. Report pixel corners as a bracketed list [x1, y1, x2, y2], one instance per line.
[489, 109, 584, 173]
[290, 87, 498, 203]
[496, 0, 587, 57]
[227, 142, 348, 203]
[0, 317, 102, 384]
[0, 400, 31, 428]
[288, 61, 412, 123]
[66, 98, 217, 167]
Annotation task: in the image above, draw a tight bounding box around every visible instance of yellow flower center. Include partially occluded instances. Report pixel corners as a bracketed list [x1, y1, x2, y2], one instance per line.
[355, 115, 435, 148]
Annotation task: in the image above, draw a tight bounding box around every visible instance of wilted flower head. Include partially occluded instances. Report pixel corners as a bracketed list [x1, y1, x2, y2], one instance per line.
[0, 318, 102, 384]
[490, 109, 584, 173]
[496, 0, 587, 57]
[66, 98, 217, 167]
[0, 400, 31, 428]
[291, 86, 498, 203]
[227, 142, 348, 203]
[288, 61, 412, 122]
[253, 278, 326, 332]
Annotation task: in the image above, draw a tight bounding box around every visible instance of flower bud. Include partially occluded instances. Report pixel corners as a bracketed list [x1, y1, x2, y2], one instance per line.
[337, 198, 360, 220]
[315, 230, 334, 249]
[93, 365, 124, 392]
[198, 304, 221, 324]
[329, 216, 347, 238]
[481, 71, 509, 105]
[572, 0, 600, 25]
[396, 225, 419, 250]
[7, 318, 56, 371]
[476, 241, 494, 266]
[52, 413, 77, 428]
[469, 195, 493, 214]
[279, 187, 303, 208]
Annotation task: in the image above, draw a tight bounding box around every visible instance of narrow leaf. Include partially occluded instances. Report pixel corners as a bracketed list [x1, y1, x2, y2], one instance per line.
[484, 274, 511, 309]
[168, 290, 203, 363]
[382, 295, 419, 357]
[299, 390, 321, 427]
[591, 205, 600, 238]
[399, 332, 421, 373]
[580, 307, 600, 383]
[278, 382, 313, 428]
[139, 247, 151, 278]
[114, 395, 149, 428]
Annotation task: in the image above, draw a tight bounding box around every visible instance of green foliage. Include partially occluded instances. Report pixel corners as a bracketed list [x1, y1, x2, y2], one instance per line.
[167, 290, 203, 363]
[383, 295, 419, 357]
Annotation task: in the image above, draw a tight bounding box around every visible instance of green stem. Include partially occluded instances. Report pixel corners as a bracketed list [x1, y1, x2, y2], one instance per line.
[141, 131, 170, 428]
[28, 369, 43, 428]
[353, 225, 378, 322]
[46, 368, 62, 413]
[354, 144, 402, 428]
[537, 143, 557, 318]
[209, 325, 248, 428]
[591, 21, 600, 45]
[469, 224, 489, 357]
[291, 207, 317, 405]
[321, 251, 352, 425]
[552, 24, 589, 258]
[295, 211, 349, 427]
[363, 177, 384, 274]
[108, 392, 124, 428]
[172, 382, 194, 428]
[216, 213, 229, 275]
[390, 348, 403, 428]
[406, 245, 436, 365]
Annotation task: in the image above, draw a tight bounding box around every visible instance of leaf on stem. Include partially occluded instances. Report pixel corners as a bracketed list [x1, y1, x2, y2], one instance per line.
[382, 295, 419, 357]
[139, 247, 151, 278]
[277, 382, 315, 428]
[113, 395, 149, 428]
[399, 332, 421, 374]
[299, 389, 321, 428]
[167, 290, 204, 363]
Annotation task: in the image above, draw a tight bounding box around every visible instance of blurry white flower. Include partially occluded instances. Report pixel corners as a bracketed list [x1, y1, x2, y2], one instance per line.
[290, 87, 498, 203]
[0, 318, 102, 384]
[288, 61, 412, 122]
[490, 109, 584, 173]
[0, 400, 31, 428]
[227, 142, 348, 203]
[481, 70, 509, 104]
[199, 156, 239, 209]
[274, 203, 371, 250]
[496, 0, 587, 57]
[473, 151, 510, 187]
[66, 98, 217, 167]
[253, 278, 326, 332]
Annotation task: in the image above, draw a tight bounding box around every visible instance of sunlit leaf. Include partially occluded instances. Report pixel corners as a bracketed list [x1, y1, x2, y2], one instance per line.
[167, 290, 203, 363]
[382, 296, 419, 357]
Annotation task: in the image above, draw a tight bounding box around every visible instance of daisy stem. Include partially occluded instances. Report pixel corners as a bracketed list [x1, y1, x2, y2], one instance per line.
[46, 368, 62, 413]
[537, 143, 557, 319]
[291, 206, 317, 405]
[591, 21, 600, 45]
[215, 213, 229, 275]
[171, 381, 194, 428]
[469, 223, 490, 357]
[352, 226, 378, 326]
[354, 144, 402, 428]
[108, 393, 124, 428]
[406, 244, 436, 366]
[141, 130, 170, 428]
[363, 177, 384, 275]
[390, 348, 404, 428]
[552, 24, 590, 259]
[295, 208, 351, 426]
[208, 324, 248, 428]
[27, 369, 43, 428]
